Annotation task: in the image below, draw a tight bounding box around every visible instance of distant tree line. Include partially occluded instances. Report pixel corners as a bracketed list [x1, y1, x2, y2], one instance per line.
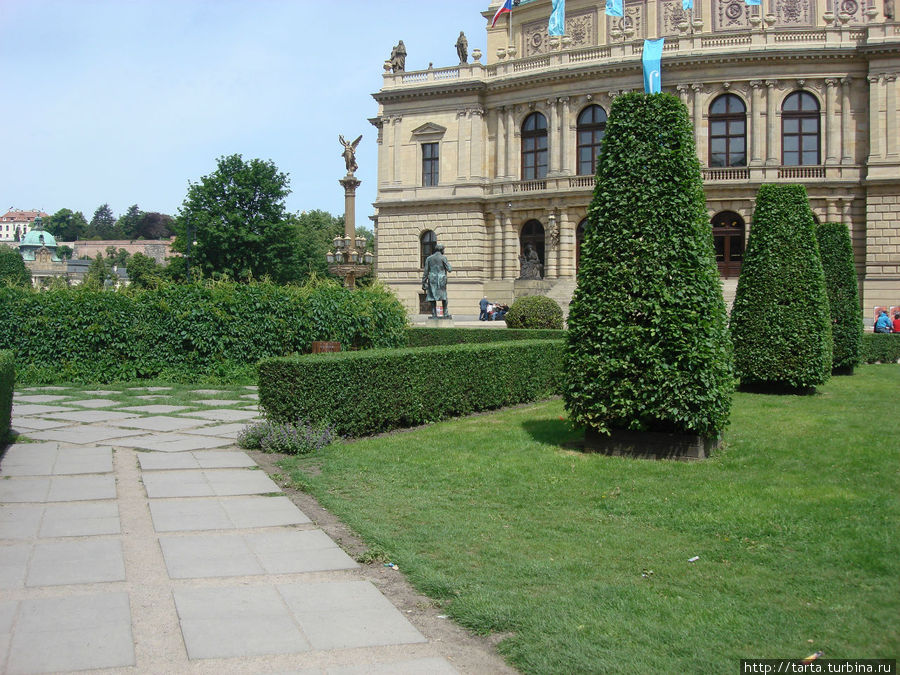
[41, 204, 176, 241]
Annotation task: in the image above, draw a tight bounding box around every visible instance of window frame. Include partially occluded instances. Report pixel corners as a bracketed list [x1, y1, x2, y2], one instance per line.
[781, 91, 821, 167]
[419, 230, 437, 268]
[576, 105, 608, 176]
[708, 94, 747, 168]
[521, 112, 548, 180]
[422, 142, 439, 187]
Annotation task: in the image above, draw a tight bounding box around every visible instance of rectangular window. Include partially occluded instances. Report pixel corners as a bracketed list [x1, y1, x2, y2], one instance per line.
[422, 142, 439, 186]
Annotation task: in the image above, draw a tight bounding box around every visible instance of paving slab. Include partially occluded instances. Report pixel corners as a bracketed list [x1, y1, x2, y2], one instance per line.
[44, 409, 139, 423]
[174, 585, 310, 659]
[139, 450, 256, 471]
[241, 393, 260, 400]
[0, 544, 30, 589]
[118, 404, 190, 414]
[160, 530, 355, 579]
[244, 385, 259, 390]
[193, 398, 244, 406]
[142, 468, 280, 498]
[107, 415, 209, 432]
[81, 390, 118, 395]
[9, 417, 77, 431]
[0, 504, 43, 539]
[63, 398, 124, 409]
[146, 386, 173, 391]
[120, 434, 234, 452]
[181, 408, 260, 422]
[135, 394, 166, 400]
[5, 592, 134, 673]
[11, 404, 77, 417]
[23, 386, 71, 391]
[329, 657, 460, 675]
[12, 394, 71, 404]
[46, 474, 117, 501]
[0, 444, 112, 476]
[27, 538, 126, 586]
[181, 422, 248, 439]
[27, 425, 146, 445]
[279, 581, 427, 651]
[149, 495, 309, 532]
[39, 502, 121, 537]
[189, 389, 226, 395]
[242, 405, 261, 411]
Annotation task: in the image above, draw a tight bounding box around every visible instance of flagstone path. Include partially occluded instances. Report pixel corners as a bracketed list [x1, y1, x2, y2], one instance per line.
[0, 386, 511, 674]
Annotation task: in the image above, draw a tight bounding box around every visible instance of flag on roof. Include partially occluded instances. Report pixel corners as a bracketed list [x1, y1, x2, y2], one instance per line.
[549, 0, 566, 36]
[492, 0, 513, 27]
[606, 0, 624, 18]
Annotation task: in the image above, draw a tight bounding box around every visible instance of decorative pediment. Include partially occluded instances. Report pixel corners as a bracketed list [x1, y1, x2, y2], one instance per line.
[411, 122, 447, 137]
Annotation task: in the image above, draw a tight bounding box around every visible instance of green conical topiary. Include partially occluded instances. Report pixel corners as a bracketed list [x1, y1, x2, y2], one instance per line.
[729, 184, 831, 390]
[815, 222, 863, 372]
[564, 93, 733, 437]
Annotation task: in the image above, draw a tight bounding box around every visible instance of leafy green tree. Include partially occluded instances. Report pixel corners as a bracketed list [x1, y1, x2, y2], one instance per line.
[43, 209, 88, 241]
[564, 93, 734, 438]
[135, 212, 175, 239]
[117, 204, 142, 239]
[0, 246, 31, 287]
[83, 255, 116, 290]
[163, 255, 189, 283]
[105, 247, 130, 267]
[126, 252, 165, 289]
[293, 210, 345, 283]
[88, 203, 119, 239]
[175, 154, 299, 282]
[815, 222, 863, 373]
[729, 184, 831, 390]
[56, 245, 74, 260]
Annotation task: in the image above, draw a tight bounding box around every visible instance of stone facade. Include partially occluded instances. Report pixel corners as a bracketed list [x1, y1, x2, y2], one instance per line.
[371, 0, 900, 318]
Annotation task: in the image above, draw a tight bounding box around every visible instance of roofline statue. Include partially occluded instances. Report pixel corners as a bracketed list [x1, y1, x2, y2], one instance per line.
[339, 134, 362, 175]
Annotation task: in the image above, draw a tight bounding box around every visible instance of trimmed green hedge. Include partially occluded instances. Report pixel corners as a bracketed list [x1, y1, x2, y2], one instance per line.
[861, 333, 900, 364]
[405, 327, 565, 347]
[730, 185, 832, 390]
[0, 350, 13, 444]
[816, 222, 862, 371]
[565, 93, 734, 437]
[0, 246, 31, 288]
[504, 295, 565, 329]
[0, 280, 407, 384]
[259, 339, 564, 437]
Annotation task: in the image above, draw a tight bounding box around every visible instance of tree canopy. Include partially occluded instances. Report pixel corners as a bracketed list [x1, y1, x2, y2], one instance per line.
[43, 209, 88, 241]
[0, 246, 31, 287]
[175, 154, 299, 282]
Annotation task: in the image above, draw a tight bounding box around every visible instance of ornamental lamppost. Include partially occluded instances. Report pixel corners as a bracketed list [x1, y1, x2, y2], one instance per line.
[327, 134, 374, 288]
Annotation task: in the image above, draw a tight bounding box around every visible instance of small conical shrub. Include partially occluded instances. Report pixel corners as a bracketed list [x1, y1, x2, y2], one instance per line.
[564, 93, 733, 437]
[729, 184, 831, 390]
[816, 222, 863, 372]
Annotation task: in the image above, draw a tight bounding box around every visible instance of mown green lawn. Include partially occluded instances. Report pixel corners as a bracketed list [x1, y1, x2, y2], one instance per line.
[280, 365, 899, 674]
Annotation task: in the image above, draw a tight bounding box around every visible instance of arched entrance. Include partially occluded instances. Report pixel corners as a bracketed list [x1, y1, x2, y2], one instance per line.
[520, 220, 545, 279]
[711, 211, 745, 278]
[576, 218, 587, 272]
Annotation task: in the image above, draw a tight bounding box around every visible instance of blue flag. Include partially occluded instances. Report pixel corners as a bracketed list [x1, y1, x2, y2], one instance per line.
[683, 0, 693, 9]
[745, 0, 761, 5]
[606, 0, 624, 18]
[642, 38, 664, 94]
[549, 0, 566, 36]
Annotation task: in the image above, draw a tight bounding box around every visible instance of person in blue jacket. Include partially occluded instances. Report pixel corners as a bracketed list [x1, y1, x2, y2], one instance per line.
[479, 296, 489, 321]
[874, 309, 893, 333]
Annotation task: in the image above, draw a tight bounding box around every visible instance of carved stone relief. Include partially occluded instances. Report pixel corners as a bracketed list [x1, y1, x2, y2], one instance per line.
[834, 0, 865, 23]
[774, 0, 813, 25]
[605, 1, 646, 41]
[714, 0, 751, 31]
[523, 10, 596, 56]
[659, 0, 693, 35]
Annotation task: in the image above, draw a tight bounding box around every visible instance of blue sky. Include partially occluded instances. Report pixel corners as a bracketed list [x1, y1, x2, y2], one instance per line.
[0, 0, 490, 227]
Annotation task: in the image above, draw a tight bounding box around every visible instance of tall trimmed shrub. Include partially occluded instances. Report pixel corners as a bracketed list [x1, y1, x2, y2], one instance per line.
[0, 350, 13, 444]
[564, 93, 734, 437]
[729, 185, 831, 389]
[0, 246, 31, 287]
[815, 222, 863, 372]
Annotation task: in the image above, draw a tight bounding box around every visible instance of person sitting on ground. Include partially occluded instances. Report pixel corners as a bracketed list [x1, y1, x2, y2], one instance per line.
[893, 312, 900, 334]
[874, 309, 893, 333]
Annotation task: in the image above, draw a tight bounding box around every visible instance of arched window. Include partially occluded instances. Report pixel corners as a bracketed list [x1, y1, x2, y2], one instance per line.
[782, 91, 820, 166]
[577, 105, 607, 175]
[520, 220, 545, 278]
[420, 230, 436, 268]
[521, 112, 548, 180]
[576, 218, 587, 272]
[711, 211, 745, 278]
[708, 94, 747, 168]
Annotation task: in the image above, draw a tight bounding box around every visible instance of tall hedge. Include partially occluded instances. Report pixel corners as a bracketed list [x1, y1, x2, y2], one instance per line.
[259, 340, 564, 437]
[815, 222, 863, 372]
[406, 327, 565, 347]
[729, 185, 832, 390]
[0, 351, 13, 444]
[0, 245, 31, 287]
[564, 92, 734, 437]
[0, 280, 407, 384]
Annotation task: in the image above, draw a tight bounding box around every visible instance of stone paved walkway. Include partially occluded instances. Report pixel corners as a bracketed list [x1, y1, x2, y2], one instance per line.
[0, 386, 466, 674]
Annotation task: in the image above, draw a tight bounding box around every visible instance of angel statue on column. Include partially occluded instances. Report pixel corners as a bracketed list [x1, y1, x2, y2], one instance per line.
[339, 134, 363, 175]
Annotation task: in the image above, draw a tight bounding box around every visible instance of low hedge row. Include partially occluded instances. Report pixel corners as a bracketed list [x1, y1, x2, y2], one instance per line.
[405, 327, 565, 347]
[0, 281, 407, 384]
[861, 333, 900, 364]
[0, 350, 13, 444]
[259, 339, 564, 437]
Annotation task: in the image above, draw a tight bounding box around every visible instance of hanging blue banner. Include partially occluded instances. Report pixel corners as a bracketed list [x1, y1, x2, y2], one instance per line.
[549, 0, 566, 36]
[683, 0, 693, 9]
[745, 0, 761, 6]
[606, 0, 624, 18]
[642, 38, 665, 94]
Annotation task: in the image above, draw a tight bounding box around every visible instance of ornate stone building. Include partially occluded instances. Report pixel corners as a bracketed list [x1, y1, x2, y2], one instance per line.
[370, 0, 899, 319]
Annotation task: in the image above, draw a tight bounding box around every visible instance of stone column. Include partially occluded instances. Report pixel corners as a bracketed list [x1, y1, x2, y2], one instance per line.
[692, 83, 704, 164]
[506, 106, 517, 180]
[392, 116, 403, 184]
[560, 97, 571, 175]
[765, 80, 779, 166]
[558, 210, 575, 278]
[841, 77, 854, 164]
[496, 108, 507, 178]
[457, 109, 468, 180]
[868, 74, 884, 161]
[826, 198, 838, 222]
[750, 80, 764, 165]
[677, 84, 690, 109]
[504, 213, 519, 279]
[340, 176, 361, 239]
[545, 211, 558, 279]
[886, 74, 898, 158]
[383, 116, 394, 184]
[826, 79, 840, 164]
[548, 98, 560, 175]
[470, 107, 484, 178]
[493, 212, 504, 279]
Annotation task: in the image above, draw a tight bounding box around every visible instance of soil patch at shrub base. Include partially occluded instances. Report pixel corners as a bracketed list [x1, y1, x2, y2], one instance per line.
[584, 427, 721, 460]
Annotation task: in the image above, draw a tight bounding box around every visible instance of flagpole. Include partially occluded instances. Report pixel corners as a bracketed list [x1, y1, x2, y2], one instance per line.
[508, 8, 512, 50]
